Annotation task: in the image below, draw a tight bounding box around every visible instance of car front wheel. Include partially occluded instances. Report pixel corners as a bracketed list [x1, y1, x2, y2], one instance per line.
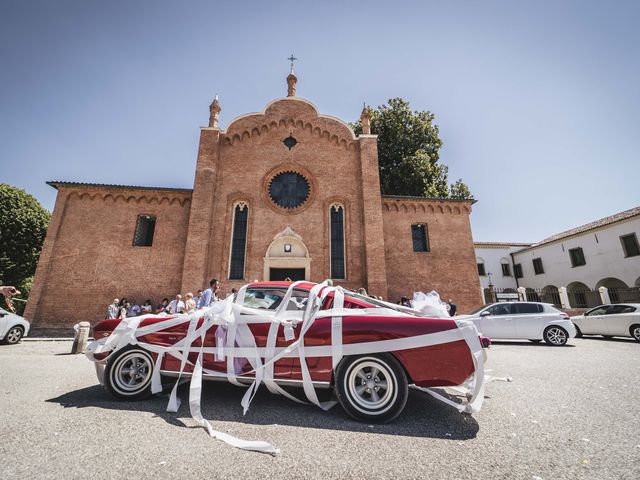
[630, 325, 640, 342]
[544, 326, 569, 346]
[335, 353, 408, 423]
[104, 347, 155, 400]
[3, 326, 24, 345]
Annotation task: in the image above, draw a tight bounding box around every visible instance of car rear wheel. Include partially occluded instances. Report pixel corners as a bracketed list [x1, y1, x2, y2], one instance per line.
[544, 326, 568, 346]
[3, 326, 24, 345]
[104, 347, 155, 400]
[630, 325, 640, 342]
[335, 353, 408, 423]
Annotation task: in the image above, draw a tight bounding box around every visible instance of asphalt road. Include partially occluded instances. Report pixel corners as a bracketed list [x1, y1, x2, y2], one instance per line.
[0, 337, 639, 480]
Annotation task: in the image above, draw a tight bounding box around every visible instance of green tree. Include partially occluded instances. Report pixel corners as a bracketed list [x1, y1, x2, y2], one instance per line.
[351, 98, 473, 199]
[0, 184, 51, 310]
[450, 178, 475, 200]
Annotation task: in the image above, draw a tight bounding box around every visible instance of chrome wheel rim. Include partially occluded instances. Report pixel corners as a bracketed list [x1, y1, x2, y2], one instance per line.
[633, 327, 640, 341]
[113, 351, 152, 394]
[547, 327, 567, 345]
[6, 328, 21, 343]
[346, 358, 397, 414]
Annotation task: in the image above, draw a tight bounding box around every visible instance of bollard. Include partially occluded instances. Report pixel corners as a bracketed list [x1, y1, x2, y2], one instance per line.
[71, 321, 91, 354]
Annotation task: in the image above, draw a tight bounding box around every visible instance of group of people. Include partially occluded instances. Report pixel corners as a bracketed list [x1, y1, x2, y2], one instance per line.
[105, 279, 224, 319]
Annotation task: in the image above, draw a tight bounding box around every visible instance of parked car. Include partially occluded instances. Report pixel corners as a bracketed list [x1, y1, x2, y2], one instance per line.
[459, 301, 576, 346]
[0, 307, 30, 344]
[571, 304, 640, 342]
[87, 281, 490, 422]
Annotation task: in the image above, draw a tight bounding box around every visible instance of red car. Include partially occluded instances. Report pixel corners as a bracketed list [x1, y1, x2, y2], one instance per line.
[88, 282, 489, 422]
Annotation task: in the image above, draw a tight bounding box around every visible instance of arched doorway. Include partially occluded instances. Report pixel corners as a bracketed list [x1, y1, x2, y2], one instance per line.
[567, 281, 594, 308]
[263, 227, 311, 281]
[596, 277, 632, 303]
[541, 285, 560, 307]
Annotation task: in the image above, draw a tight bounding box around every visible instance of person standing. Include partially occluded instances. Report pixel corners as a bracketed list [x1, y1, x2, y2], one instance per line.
[167, 294, 185, 315]
[198, 279, 220, 309]
[107, 298, 119, 319]
[448, 299, 457, 316]
[141, 299, 153, 314]
[184, 293, 196, 313]
[156, 298, 170, 314]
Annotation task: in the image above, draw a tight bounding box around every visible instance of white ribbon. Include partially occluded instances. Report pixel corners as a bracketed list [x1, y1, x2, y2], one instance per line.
[86, 282, 489, 455]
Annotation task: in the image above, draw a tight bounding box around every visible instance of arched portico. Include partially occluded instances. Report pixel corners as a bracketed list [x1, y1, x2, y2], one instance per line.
[263, 227, 311, 281]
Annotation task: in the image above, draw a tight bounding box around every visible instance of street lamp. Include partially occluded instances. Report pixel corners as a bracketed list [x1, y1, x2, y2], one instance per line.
[487, 272, 496, 303]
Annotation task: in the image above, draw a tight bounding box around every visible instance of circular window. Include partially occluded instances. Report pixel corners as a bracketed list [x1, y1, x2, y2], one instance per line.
[268, 171, 310, 209]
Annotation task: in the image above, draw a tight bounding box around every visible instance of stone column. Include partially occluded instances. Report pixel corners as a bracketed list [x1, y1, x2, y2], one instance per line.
[558, 286, 571, 309]
[357, 135, 388, 298]
[598, 286, 611, 305]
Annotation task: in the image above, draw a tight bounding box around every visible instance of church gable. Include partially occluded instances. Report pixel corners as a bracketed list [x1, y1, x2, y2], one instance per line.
[223, 98, 355, 150]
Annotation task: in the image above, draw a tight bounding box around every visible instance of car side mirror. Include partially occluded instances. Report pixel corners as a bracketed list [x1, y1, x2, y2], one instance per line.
[480, 311, 490, 317]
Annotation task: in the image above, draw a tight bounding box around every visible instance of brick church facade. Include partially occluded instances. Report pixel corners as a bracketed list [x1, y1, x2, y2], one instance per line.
[25, 73, 481, 329]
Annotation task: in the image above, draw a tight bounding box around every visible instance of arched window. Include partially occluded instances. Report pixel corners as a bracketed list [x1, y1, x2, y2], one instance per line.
[330, 204, 345, 279]
[229, 202, 248, 280]
[476, 258, 486, 276]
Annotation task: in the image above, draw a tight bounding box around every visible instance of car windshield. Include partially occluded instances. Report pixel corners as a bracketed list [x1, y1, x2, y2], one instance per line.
[467, 305, 488, 315]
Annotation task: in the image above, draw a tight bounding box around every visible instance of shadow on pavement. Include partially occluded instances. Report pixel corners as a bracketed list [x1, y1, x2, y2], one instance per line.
[46, 381, 480, 441]
[490, 340, 576, 347]
[577, 335, 637, 344]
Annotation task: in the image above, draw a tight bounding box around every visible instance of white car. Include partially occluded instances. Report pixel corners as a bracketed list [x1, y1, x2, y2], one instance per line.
[460, 302, 576, 346]
[0, 307, 30, 344]
[571, 304, 640, 342]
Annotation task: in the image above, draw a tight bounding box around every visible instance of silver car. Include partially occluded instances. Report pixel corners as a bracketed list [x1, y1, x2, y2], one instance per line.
[0, 307, 30, 344]
[460, 302, 576, 346]
[571, 304, 640, 342]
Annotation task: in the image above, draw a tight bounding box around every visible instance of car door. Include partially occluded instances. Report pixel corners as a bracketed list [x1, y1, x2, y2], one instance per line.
[230, 286, 310, 378]
[579, 306, 609, 334]
[513, 303, 545, 339]
[604, 305, 636, 336]
[478, 303, 516, 339]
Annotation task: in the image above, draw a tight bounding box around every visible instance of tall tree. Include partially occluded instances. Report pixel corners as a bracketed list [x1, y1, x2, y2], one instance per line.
[0, 184, 51, 311]
[351, 98, 473, 199]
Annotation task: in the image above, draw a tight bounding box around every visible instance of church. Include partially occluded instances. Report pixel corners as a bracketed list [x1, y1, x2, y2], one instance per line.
[25, 71, 481, 329]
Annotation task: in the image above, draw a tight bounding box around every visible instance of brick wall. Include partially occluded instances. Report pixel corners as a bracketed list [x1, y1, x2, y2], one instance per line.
[382, 197, 483, 313]
[25, 186, 192, 327]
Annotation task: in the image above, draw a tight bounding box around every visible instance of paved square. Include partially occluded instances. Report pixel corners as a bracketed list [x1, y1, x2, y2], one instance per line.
[0, 338, 638, 479]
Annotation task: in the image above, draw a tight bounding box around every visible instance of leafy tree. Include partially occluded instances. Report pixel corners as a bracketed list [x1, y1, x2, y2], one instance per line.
[0, 184, 51, 312]
[450, 178, 475, 200]
[351, 98, 473, 199]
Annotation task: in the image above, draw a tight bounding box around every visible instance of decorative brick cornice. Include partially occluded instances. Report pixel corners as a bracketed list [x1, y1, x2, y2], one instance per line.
[382, 196, 471, 214]
[48, 182, 192, 207]
[223, 117, 355, 149]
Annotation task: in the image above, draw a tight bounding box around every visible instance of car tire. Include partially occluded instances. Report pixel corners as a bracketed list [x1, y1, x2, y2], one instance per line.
[573, 324, 583, 338]
[2, 326, 24, 345]
[629, 324, 640, 342]
[335, 353, 408, 423]
[104, 346, 156, 400]
[528, 339, 542, 343]
[543, 326, 569, 346]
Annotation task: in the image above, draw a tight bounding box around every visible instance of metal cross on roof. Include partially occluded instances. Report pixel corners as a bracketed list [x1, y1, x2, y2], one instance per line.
[287, 54, 297, 73]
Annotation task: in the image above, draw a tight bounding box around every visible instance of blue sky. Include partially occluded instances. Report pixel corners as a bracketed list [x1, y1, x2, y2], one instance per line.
[1, 0, 638, 242]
